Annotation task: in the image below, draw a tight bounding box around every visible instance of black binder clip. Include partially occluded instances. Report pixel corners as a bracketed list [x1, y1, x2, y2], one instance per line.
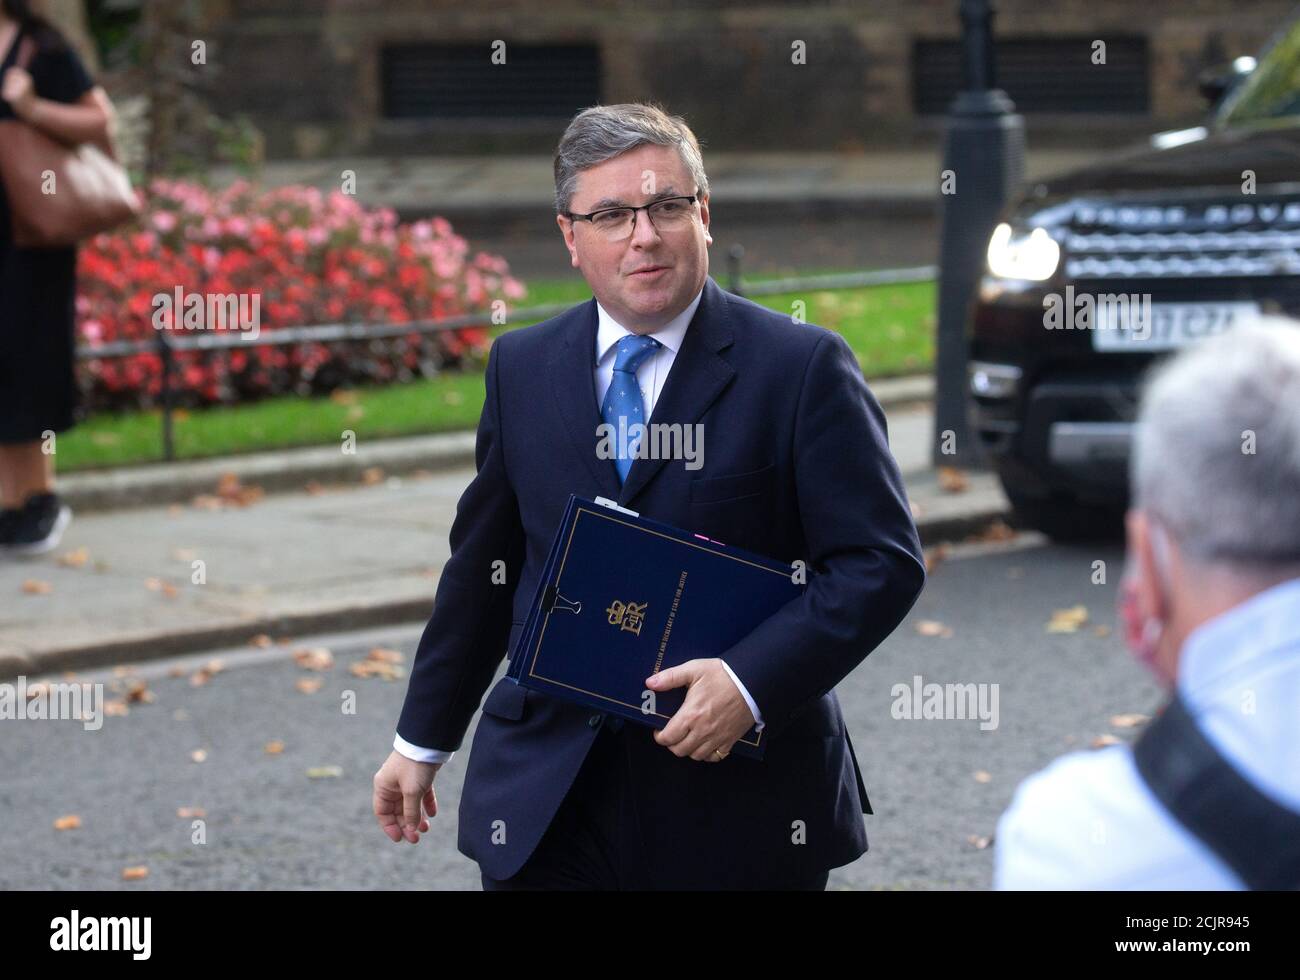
[542, 584, 582, 615]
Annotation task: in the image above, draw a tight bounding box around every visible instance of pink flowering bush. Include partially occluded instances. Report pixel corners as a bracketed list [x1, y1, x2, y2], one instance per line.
[76, 179, 526, 410]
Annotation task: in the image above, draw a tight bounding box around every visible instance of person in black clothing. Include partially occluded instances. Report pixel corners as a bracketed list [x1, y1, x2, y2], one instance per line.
[0, 0, 114, 555]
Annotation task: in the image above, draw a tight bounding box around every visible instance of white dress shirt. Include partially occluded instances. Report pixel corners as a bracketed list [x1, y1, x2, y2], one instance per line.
[994, 576, 1300, 889]
[394, 284, 764, 765]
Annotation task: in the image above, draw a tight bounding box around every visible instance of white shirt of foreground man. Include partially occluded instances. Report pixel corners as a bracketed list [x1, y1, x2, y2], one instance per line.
[994, 576, 1300, 889]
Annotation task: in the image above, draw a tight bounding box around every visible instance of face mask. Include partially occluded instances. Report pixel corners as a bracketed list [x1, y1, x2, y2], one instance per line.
[1117, 518, 1173, 685]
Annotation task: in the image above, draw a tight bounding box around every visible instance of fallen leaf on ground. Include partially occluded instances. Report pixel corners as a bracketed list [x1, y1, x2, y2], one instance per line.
[53, 814, 81, 830]
[177, 806, 205, 818]
[1109, 713, 1149, 729]
[348, 660, 403, 680]
[293, 647, 334, 671]
[973, 770, 992, 783]
[1047, 605, 1089, 633]
[1091, 734, 1121, 748]
[212, 473, 265, 508]
[304, 481, 324, 496]
[295, 677, 323, 694]
[125, 680, 154, 704]
[58, 547, 89, 568]
[264, 740, 285, 755]
[914, 619, 954, 639]
[361, 467, 384, 485]
[967, 835, 993, 849]
[189, 660, 224, 686]
[937, 466, 969, 493]
[104, 699, 128, 716]
[190, 749, 208, 763]
[306, 766, 343, 779]
[21, 579, 51, 595]
[121, 866, 149, 880]
[366, 647, 403, 664]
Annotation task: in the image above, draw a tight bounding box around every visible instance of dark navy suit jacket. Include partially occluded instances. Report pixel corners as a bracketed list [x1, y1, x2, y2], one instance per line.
[396, 274, 926, 887]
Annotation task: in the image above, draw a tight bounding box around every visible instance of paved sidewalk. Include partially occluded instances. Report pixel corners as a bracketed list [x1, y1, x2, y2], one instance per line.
[0, 404, 1009, 678]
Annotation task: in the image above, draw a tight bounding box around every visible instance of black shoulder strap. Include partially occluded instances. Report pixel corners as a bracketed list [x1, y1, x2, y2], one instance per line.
[1132, 692, 1300, 890]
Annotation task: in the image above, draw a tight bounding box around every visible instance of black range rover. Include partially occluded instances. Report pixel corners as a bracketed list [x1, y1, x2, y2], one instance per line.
[968, 15, 1300, 540]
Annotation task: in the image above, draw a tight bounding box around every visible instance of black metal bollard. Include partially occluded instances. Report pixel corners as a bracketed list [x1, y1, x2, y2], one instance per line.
[932, 0, 1025, 469]
[156, 330, 175, 462]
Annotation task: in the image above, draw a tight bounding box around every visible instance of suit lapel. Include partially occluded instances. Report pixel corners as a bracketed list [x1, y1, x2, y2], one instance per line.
[549, 297, 623, 500]
[620, 277, 736, 506]
[547, 276, 738, 508]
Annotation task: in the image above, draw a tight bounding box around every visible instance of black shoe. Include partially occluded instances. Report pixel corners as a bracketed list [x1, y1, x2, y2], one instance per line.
[0, 506, 22, 548]
[7, 492, 72, 557]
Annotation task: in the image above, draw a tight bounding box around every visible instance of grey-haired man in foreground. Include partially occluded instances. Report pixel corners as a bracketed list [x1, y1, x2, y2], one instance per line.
[996, 319, 1300, 889]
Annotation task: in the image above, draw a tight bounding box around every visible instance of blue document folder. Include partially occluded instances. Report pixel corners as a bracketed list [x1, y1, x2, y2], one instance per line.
[506, 494, 807, 759]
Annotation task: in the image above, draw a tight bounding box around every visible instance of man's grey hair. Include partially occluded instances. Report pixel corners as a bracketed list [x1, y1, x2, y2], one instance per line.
[1131, 317, 1300, 569]
[553, 102, 710, 216]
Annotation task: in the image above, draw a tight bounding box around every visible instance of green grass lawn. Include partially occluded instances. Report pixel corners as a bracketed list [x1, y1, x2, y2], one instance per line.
[58, 274, 934, 472]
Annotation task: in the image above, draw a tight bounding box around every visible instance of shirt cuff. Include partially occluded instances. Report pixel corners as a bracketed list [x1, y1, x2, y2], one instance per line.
[719, 659, 765, 731]
[393, 732, 455, 765]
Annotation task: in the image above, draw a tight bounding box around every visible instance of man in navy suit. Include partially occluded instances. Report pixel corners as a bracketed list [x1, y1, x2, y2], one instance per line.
[374, 102, 926, 890]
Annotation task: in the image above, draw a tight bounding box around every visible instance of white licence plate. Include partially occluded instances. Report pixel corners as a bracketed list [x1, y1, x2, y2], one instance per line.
[1092, 301, 1261, 351]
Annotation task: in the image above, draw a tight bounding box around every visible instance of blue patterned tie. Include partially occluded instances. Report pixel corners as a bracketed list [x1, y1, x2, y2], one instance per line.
[601, 334, 662, 484]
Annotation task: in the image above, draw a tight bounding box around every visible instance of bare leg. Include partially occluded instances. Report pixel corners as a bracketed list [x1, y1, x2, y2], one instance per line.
[0, 442, 54, 508]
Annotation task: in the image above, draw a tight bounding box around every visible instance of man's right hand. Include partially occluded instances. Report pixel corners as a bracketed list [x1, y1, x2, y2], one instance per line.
[373, 750, 442, 844]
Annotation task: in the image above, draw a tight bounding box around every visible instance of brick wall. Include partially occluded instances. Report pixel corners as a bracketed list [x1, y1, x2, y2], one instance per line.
[199, 0, 1294, 157]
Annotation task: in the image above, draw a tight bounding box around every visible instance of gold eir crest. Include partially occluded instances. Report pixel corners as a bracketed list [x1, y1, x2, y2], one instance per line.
[606, 599, 648, 636]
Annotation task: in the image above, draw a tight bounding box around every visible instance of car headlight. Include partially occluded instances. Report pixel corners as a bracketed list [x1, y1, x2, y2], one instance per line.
[986, 223, 1061, 281]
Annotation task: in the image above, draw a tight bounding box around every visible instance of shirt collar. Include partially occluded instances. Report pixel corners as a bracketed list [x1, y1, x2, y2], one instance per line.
[594, 285, 703, 365]
[1178, 575, 1300, 702]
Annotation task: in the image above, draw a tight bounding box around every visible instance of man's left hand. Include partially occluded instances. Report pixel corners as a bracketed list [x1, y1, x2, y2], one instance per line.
[646, 658, 755, 762]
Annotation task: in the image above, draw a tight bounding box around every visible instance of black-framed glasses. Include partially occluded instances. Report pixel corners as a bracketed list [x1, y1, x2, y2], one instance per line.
[563, 194, 699, 241]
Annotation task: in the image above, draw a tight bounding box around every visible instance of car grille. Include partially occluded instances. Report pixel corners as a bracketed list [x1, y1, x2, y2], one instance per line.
[1062, 198, 1300, 279]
